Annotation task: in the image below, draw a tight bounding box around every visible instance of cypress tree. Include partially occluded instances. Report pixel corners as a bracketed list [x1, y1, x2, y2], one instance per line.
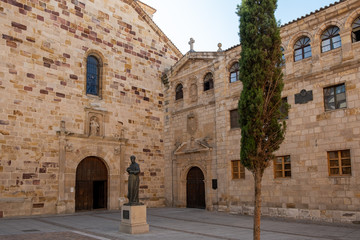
[237, 0, 288, 239]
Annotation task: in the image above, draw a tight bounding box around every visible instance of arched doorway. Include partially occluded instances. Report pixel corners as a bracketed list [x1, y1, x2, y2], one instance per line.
[186, 167, 205, 209]
[75, 157, 108, 211]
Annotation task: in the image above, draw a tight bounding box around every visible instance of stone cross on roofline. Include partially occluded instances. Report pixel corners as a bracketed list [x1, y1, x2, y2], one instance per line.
[188, 38, 195, 52]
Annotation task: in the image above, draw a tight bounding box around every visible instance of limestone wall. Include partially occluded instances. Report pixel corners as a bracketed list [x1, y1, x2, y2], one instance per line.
[164, 0, 360, 223]
[0, 0, 180, 217]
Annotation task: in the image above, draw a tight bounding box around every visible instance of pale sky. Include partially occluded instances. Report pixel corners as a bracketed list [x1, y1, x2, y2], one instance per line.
[141, 0, 338, 54]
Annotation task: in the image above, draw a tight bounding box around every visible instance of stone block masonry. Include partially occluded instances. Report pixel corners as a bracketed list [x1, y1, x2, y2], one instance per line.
[0, 0, 181, 217]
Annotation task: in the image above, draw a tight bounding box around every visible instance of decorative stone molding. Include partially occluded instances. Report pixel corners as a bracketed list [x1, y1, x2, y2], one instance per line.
[174, 137, 212, 155]
[187, 112, 197, 135]
[84, 106, 106, 137]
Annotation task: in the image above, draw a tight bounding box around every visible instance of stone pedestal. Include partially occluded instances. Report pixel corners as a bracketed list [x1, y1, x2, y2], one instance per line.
[119, 205, 149, 234]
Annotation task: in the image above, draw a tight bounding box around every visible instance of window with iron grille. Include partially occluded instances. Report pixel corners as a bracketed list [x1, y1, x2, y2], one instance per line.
[323, 84, 346, 111]
[229, 62, 239, 83]
[230, 109, 240, 129]
[294, 37, 312, 62]
[232, 160, 245, 179]
[328, 150, 351, 176]
[279, 97, 288, 119]
[274, 156, 291, 178]
[321, 26, 341, 53]
[352, 17, 360, 43]
[86, 56, 100, 96]
[203, 73, 214, 91]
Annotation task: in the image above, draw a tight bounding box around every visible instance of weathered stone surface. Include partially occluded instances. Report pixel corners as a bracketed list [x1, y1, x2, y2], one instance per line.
[0, 0, 181, 217]
[164, 0, 360, 223]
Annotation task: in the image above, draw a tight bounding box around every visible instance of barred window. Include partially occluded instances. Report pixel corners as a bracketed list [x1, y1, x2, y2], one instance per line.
[86, 56, 100, 96]
[352, 17, 360, 43]
[175, 84, 183, 100]
[323, 84, 346, 111]
[203, 73, 214, 91]
[294, 37, 312, 62]
[321, 26, 341, 53]
[232, 160, 245, 179]
[229, 62, 239, 83]
[230, 109, 240, 129]
[328, 150, 351, 176]
[274, 156, 291, 178]
[279, 97, 288, 119]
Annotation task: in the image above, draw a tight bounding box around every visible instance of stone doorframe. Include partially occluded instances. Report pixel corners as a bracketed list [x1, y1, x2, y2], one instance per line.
[56, 123, 127, 214]
[174, 160, 208, 208]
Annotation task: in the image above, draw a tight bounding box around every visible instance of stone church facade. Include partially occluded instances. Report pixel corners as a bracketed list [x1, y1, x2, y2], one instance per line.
[163, 0, 360, 223]
[1, 0, 360, 224]
[0, 0, 181, 217]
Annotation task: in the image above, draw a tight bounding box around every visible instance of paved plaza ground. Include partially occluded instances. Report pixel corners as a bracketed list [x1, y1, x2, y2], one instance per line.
[0, 208, 359, 240]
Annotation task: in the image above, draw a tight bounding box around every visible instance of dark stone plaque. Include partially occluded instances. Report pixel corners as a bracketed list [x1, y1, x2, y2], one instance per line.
[123, 210, 129, 219]
[295, 89, 313, 104]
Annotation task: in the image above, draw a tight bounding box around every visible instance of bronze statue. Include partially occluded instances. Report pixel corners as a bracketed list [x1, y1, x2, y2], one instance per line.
[125, 155, 142, 205]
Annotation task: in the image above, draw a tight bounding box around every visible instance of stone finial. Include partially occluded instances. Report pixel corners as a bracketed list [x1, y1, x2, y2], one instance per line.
[189, 38, 195, 52]
[217, 43, 223, 52]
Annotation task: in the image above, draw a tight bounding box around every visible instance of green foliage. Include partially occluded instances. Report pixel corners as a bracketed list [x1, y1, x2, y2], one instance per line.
[237, 0, 288, 173]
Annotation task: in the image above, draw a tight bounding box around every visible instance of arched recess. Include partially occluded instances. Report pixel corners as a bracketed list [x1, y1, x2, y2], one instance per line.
[186, 166, 205, 209]
[84, 50, 106, 98]
[75, 156, 108, 211]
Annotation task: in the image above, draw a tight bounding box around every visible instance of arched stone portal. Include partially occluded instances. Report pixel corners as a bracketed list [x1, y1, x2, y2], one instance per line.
[75, 157, 108, 211]
[186, 166, 205, 209]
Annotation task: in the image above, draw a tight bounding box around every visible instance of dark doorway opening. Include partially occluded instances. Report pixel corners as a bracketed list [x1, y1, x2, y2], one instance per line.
[75, 157, 108, 211]
[186, 167, 205, 209]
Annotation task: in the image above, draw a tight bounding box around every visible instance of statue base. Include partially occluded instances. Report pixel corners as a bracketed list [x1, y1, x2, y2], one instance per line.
[119, 204, 149, 234]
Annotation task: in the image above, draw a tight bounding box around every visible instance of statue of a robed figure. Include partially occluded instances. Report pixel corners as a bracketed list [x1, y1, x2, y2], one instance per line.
[125, 155, 143, 205]
[120, 155, 148, 234]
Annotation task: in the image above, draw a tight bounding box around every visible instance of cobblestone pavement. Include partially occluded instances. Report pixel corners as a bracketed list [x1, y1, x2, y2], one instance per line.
[0, 208, 359, 240]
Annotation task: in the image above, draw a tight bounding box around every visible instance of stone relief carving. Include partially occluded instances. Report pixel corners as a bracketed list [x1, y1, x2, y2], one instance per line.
[84, 108, 105, 137]
[113, 121, 126, 139]
[114, 146, 121, 155]
[90, 116, 100, 136]
[65, 142, 73, 152]
[187, 112, 197, 135]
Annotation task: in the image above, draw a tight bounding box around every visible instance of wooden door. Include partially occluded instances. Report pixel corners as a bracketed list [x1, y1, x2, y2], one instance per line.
[186, 167, 205, 209]
[75, 157, 108, 211]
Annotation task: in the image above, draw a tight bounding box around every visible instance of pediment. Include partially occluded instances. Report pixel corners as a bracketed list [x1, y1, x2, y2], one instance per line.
[170, 51, 222, 77]
[174, 138, 212, 155]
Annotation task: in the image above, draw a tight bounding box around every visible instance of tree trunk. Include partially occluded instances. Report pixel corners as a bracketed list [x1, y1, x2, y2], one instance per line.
[253, 169, 263, 240]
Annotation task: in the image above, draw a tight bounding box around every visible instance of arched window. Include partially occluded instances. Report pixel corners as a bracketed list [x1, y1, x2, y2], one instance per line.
[86, 55, 100, 96]
[352, 17, 360, 43]
[321, 26, 341, 52]
[175, 84, 183, 100]
[203, 73, 214, 91]
[280, 47, 285, 67]
[229, 62, 239, 83]
[294, 37, 312, 62]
